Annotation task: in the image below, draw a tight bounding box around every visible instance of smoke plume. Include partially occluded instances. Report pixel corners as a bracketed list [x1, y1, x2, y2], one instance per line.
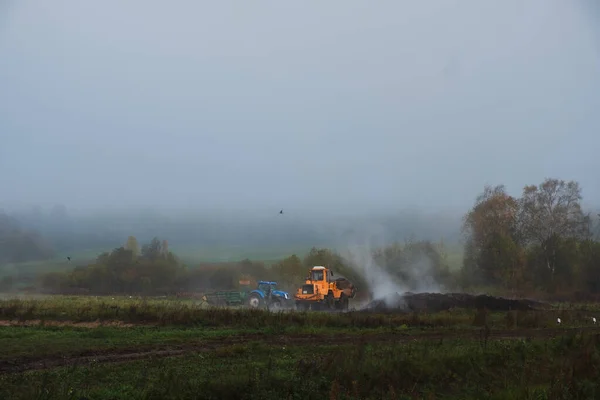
[333, 222, 445, 308]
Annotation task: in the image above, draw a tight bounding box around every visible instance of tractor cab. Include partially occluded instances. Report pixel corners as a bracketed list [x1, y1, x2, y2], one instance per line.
[299, 266, 334, 296]
[257, 281, 277, 294]
[308, 267, 333, 283]
[311, 269, 324, 281]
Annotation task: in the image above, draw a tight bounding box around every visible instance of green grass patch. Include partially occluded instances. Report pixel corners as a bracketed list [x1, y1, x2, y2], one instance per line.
[151, 245, 314, 264]
[0, 325, 255, 361]
[1, 334, 600, 399]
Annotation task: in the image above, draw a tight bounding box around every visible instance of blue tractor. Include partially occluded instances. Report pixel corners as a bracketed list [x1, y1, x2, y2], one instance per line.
[247, 281, 292, 310]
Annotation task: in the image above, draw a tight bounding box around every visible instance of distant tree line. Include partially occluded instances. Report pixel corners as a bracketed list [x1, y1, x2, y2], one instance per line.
[41, 237, 182, 295]
[38, 236, 454, 296]
[461, 178, 600, 294]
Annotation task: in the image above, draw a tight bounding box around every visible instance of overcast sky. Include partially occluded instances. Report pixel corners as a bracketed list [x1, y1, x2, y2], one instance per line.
[1, 0, 599, 213]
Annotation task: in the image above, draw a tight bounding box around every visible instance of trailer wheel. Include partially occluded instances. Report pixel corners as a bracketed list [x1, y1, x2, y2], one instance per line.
[248, 294, 263, 309]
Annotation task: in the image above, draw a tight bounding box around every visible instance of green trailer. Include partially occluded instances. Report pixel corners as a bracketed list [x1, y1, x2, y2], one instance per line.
[202, 290, 249, 306]
[202, 280, 251, 306]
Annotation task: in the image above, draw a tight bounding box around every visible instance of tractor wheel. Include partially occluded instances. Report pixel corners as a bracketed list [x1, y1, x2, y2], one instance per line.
[248, 294, 263, 309]
[325, 292, 335, 310]
[339, 293, 349, 311]
[269, 298, 283, 311]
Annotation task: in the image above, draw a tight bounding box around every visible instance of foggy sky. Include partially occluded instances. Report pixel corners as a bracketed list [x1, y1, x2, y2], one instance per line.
[1, 0, 599, 213]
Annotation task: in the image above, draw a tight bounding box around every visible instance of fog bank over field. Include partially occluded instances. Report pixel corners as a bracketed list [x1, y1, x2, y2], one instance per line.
[5, 206, 464, 255]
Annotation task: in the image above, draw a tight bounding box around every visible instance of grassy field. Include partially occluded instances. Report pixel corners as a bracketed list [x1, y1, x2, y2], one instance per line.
[171, 245, 316, 264]
[0, 295, 599, 399]
[0, 246, 314, 281]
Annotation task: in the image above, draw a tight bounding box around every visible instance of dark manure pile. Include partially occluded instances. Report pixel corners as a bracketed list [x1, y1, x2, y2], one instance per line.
[363, 292, 551, 313]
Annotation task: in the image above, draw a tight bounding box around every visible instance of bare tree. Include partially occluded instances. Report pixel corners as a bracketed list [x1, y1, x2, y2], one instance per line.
[518, 178, 590, 280]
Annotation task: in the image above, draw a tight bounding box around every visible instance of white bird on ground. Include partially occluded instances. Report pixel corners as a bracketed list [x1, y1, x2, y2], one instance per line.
[557, 317, 561, 324]
[593, 317, 597, 324]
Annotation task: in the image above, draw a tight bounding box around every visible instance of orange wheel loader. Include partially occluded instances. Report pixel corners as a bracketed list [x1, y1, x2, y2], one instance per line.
[294, 266, 357, 311]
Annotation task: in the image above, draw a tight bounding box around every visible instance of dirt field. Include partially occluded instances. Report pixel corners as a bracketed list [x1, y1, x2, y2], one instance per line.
[2, 294, 600, 399]
[0, 319, 140, 328]
[3, 326, 599, 375]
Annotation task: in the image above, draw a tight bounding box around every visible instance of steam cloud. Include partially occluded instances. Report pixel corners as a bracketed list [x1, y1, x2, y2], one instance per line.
[333, 222, 445, 308]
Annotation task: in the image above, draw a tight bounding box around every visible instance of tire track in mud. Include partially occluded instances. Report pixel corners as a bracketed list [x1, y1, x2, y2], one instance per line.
[2, 327, 600, 374]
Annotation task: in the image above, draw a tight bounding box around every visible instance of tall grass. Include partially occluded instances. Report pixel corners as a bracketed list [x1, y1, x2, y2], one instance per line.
[1, 296, 600, 330]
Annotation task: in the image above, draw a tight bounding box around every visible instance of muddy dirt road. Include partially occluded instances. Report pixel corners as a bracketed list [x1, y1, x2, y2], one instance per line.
[2, 327, 600, 375]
